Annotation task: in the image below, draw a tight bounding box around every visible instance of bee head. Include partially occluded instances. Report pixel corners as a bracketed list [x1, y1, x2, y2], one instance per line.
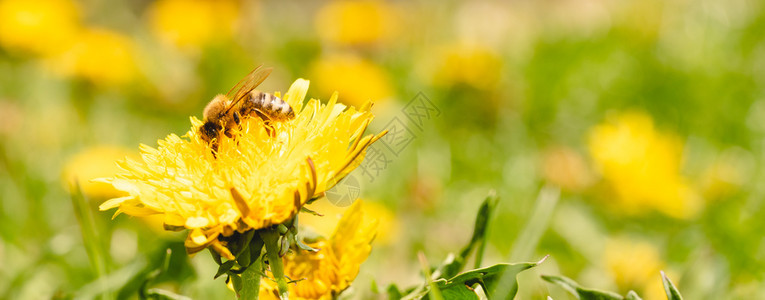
[202, 95, 229, 123]
[199, 121, 223, 144]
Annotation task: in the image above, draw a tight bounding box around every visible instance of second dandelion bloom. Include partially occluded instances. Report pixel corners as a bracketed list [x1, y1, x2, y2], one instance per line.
[259, 200, 377, 300]
[98, 78, 386, 259]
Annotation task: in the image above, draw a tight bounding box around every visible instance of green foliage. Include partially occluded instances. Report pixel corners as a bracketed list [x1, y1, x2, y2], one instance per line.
[433, 261, 543, 300]
[391, 193, 544, 299]
[543, 272, 686, 300]
[541, 275, 629, 300]
[69, 183, 110, 300]
[661, 271, 683, 300]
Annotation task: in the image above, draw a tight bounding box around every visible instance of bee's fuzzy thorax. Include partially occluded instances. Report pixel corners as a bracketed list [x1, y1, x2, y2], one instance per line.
[202, 95, 229, 122]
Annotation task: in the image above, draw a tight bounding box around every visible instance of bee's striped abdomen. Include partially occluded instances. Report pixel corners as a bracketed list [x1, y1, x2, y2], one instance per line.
[243, 90, 295, 122]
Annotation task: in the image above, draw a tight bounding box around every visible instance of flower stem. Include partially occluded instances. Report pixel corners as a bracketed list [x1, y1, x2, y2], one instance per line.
[239, 255, 263, 300]
[260, 228, 289, 300]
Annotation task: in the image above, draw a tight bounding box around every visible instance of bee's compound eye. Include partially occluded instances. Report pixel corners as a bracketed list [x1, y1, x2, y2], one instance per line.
[201, 122, 222, 141]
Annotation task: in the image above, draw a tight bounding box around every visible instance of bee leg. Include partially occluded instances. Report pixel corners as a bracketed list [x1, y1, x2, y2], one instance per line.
[233, 111, 241, 125]
[211, 141, 219, 158]
[264, 121, 276, 138]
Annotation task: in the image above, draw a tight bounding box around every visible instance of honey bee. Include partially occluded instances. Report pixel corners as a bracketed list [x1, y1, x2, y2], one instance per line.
[199, 66, 295, 150]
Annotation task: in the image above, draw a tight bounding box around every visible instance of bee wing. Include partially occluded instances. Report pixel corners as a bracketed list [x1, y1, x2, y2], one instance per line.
[223, 65, 273, 114]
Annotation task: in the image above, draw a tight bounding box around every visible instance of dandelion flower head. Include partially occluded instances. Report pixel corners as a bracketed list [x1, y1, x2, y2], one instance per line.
[98, 79, 385, 259]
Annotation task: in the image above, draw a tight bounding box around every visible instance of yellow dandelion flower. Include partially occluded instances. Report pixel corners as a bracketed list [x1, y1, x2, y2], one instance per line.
[62, 146, 138, 199]
[260, 200, 377, 300]
[98, 78, 385, 259]
[309, 53, 393, 108]
[148, 0, 239, 49]
[315, 0, 397, 46]
[300, 199, 398, 246]
[0, 0, 79, 56]
[588, 112, 701, 218]
[51, 28, 138, 85]
[604, 238, 667, 299]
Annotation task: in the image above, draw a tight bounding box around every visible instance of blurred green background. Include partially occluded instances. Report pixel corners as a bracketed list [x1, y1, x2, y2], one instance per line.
[1, 0, 764, 298]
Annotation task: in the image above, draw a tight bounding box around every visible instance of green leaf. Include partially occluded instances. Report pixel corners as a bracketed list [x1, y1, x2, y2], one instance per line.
[69, 182, 110, 300]
[541, 275, 625, 300]
[419, 252, 444, 300]
[387, 284, 404, 299]
[435, 258, 545, 299]
[509, 186, 559, 262]
[661, 271, 684, 300]
[443, 192, 499, 279]
[625, 291, 642, 300]
[143, 288, 192, 300]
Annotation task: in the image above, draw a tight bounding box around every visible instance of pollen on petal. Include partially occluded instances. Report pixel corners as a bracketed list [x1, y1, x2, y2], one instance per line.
[185, 216, 210, 228]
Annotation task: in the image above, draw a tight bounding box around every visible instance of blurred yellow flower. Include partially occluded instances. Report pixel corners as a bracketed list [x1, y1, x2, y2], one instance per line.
[604, 238, 666, 299]
[52, 28, 138, 85]
[98, 79, 385, 259]
[0, 0, 79, 56]
[315, 0, 397, 46]
[588, 112, 701, 218]
[427, 43, 502, 90]
[541, 146, 595, 192]
[62, 146, 138, 199]
[148, 0, 239, 49]
[260, 200, 377, 300]
[310, 54, 392, 108]
[300, 199, 398, 246]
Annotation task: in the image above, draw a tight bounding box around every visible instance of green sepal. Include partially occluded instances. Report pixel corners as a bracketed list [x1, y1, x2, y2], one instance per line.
[248, 236, 264, 266]
[215, 260, 236, 279]
[237, 247, 251, 269]
[228, 273, 243, 296]
[295, 238, 319, 252]
[209, 248, 223, 265]
[220, 230, 255, 261]
[163, 223, 186, 232]
[277, 224, 289, 235]
[279, 235, 290, 256]
[300, 206, 323, 216]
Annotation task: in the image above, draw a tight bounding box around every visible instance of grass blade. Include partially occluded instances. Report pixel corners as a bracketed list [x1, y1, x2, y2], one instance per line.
[69, 181, 110, 299]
